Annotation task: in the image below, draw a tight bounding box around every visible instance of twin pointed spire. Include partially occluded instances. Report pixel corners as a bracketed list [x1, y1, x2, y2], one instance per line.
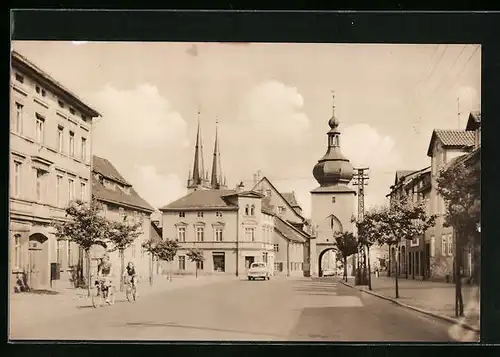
[188, 108, 226, 191]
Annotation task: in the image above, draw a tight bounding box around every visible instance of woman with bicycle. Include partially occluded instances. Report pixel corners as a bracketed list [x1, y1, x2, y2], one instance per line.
[96, 253, 116, 305]
[123, 261, 138, 302]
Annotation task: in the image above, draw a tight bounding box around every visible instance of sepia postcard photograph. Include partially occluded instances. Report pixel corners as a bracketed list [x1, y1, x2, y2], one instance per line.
[9, 40, 481, 343]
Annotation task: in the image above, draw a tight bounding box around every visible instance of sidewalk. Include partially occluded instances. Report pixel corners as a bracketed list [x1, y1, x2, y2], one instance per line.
[340, 275, 480, 332]
[9, 274, 235, 336]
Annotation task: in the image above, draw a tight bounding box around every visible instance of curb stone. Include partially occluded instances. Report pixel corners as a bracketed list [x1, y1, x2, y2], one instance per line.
[339, 280, 480, 334]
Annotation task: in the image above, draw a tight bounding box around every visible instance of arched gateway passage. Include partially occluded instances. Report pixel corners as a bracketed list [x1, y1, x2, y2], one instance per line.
[318, 247, 337, 277]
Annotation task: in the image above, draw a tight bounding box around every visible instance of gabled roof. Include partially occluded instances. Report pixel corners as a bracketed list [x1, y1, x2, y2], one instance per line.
[261, 196, 275, 215]
[466, 111, 481, 131]
[11, 50, 101, 118]
[222, 190, 264, 199]
[160, 189, 238, 211]
[282, 192, 300, 208]
[426, 130, 475, 157]
[274, 215, 309, 243]
[395, 170, 417, 185]
[91, 157, 154, 213]
[252, 177, 306, 222]
[93, 156, 130, 186]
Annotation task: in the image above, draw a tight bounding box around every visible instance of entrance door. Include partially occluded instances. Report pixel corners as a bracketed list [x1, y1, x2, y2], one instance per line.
[28, 246, 43, 290]
[245, 256, 254, 270]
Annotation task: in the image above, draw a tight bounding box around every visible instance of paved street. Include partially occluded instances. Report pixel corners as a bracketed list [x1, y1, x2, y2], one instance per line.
[11, 276, 476, 342]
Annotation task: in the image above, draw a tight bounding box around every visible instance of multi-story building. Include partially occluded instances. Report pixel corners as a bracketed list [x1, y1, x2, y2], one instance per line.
[426, 119, 477, 281]
[387, 167, 431, 279]
[387, 111, 480, 282]
[91, 155, 156, 280]
[9, 51, 101, 291]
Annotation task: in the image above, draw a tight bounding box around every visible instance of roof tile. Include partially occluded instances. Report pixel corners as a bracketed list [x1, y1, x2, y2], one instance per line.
[434, 130, 475, 147]
[92, 155, 154, 212]
[160, 189, 238, 210]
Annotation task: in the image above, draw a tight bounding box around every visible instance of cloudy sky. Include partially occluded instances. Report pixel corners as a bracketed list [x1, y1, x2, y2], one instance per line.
[12, 42, 481, 217]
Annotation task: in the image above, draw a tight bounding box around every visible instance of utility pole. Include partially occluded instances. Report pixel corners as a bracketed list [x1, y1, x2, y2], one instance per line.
[353, 167, 369, 286]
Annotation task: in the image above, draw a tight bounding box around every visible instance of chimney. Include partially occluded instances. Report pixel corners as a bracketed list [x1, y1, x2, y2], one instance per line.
[236, 181, 245, 192]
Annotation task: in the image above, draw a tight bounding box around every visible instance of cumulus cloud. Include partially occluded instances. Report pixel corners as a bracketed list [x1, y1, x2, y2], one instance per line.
[240, 80, 310, 141]
[223, 80, 312, 182]
[341, 124, 403, 210]
[126, 165, 186, 209]
[90, 84, 190, 209]
[342, 124, 402, 170]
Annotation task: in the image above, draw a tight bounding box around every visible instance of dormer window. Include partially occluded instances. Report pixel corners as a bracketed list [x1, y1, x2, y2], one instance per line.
[266, 189, 272, 197]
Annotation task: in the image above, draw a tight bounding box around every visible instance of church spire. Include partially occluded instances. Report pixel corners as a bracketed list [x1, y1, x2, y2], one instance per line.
[210, 117, 225, 189]
[188, 107, 209, 190]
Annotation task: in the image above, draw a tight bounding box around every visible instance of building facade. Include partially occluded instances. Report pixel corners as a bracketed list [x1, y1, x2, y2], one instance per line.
[387, 111, 480, 282]
[426, 122, 476, 281]
[91, 155, 156, 280]
[310, 94, 357, 277]
[10, 51, 101, 292]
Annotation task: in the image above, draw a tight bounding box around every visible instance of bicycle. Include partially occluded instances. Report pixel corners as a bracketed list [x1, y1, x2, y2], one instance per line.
[92, 275, 116, 308]
[125, 276, 137, 302]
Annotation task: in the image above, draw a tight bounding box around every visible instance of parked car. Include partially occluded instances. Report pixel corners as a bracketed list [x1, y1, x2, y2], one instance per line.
[322, 269, 336, 277]
[247, 262, 270, 280]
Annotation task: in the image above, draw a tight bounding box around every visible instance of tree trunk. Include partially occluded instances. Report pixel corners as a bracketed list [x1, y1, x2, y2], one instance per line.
[169, 260, 173, 282]
[149, 253, 153, 286]
[455, 229, 464, 317]
[195, 265, 198, 278]
[367, 246, 372, 291]
[343, 256, 348, 282]
[387, 245, 391, 277]
[395, 249, 399, 299]
[119, 249, 125, 292]
[85, 249, 91, 298]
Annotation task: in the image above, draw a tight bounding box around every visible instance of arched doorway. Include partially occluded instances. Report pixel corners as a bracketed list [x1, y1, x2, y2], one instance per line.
[318, 248, 337, 277]
[28, 233, 49, 290]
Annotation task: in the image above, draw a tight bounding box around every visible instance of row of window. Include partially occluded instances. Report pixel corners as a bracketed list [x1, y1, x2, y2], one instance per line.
[13, 102, 88, 161]
[12, 160, 87, 206]
[13, 102, 87, 161]
[179, 211, 223, 218]
[14, 72, 88, 121]
[177, 226, 224, 242]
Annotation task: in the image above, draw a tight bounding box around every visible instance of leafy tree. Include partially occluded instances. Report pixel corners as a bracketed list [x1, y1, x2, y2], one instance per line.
[154, 240, 180, 282]
[332, 231, 359, 282]
[437, 159, 480, 317]
[142, 238, 160, 286]
[187, 248, 205, 278]
[106, 215, 143, 292]
[373, 196, 437, 298]
[356, 210, 384, 290]
[52, 198, 109, 297]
